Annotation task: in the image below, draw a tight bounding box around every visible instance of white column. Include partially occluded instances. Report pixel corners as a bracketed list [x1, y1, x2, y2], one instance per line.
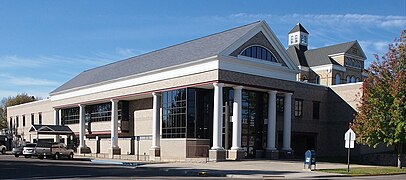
[212, 83, 224, 150]
[283, 93, 293, 151]
[79, 104, 86, 148]
[151, 92, 161, 149]
[53, 108, 60, 125]
[111, 99, 119, 148]
[267, 90, 277, 151]
[231, 86, 243, 150]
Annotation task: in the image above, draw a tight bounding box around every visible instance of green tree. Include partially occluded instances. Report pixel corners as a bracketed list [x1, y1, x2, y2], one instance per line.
[352, 29, 406, 168]
[0, 93, 39, 130]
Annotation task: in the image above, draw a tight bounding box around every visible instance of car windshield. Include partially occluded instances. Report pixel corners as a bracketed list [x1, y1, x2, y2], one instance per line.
[25, 144, 36, 147]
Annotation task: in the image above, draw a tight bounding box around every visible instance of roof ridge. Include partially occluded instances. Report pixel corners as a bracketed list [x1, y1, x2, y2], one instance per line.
[82, 21, 261, 73]
[306, 40, 356, 52]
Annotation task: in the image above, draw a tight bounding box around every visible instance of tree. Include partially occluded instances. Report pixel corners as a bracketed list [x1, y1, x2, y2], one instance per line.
[352, 29, 406, 168]
[0, 93, 39, 130]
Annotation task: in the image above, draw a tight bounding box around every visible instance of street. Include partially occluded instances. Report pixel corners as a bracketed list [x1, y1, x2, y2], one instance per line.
[1, 154, 406, 179]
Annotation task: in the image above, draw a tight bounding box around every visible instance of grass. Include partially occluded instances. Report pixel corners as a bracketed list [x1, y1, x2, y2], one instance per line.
[318, 167, 406, 176]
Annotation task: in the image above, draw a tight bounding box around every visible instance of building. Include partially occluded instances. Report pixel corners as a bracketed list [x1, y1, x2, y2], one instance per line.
[7, 20, 383, 161]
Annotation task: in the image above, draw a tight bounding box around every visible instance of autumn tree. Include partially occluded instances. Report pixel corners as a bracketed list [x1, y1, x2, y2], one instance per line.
[352, 29, 406, 168]
[0, 93, 39, 130]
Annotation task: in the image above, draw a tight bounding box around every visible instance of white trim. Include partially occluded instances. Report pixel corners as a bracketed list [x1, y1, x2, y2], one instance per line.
[298, 66, 310, 71]
[51, 57, 219, 101]
[310, 64, 346, 72]
[219, 55, 297, 81]
[219, 21, 299, 72]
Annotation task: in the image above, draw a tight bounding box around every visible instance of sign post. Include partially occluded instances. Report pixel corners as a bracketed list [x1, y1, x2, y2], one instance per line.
[344, 128, 356, 172]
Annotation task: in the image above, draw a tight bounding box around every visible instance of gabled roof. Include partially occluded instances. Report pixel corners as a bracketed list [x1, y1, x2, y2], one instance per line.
[29, 125, 74, 135]
[304, 41, 357, 66]
[289, 23, 309, 34]
[51, 21, 262, 94]
[287, 46, 308, 67]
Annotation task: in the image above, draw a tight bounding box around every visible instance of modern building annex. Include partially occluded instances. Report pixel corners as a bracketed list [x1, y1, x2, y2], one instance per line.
[7, 20, 378, 161]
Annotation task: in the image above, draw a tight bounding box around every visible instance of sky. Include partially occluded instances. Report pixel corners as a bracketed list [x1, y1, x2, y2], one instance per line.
[0, 0, 405, 99]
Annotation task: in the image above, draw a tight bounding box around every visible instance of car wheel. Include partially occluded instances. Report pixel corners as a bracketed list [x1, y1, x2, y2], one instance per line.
[54, 153, 60, 160]
[24, 155, 30, 158]
[38, 155, 44, 159]
[68, 153, 74, 160]
[1, 149, 5, 154]
[14, 154, 19, 158]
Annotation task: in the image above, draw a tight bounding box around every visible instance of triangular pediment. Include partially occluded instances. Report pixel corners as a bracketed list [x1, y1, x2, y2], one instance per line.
[220, 21, 299, 72]
[346, 42, 367, 59]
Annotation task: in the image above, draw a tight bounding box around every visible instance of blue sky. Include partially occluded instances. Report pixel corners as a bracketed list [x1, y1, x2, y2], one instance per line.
[0, 0, 405, 99]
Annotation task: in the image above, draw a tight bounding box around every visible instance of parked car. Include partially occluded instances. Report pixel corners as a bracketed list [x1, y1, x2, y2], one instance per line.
[12, 146, 23, 157]
[35, 142, 74, 160]
[0, 144, 6, 154]
[22, 143, 37, 158]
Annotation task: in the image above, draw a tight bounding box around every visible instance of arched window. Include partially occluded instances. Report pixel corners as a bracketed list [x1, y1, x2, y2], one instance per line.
[351, 76, 356, 83]
[240, 46, 278, 62]
[335, 74, 341, 85]
[295, 35, 298, 43]
[356, 77, 360, 82]
[302, 75, 308, 82]
[290, 36, 294, 44]
[304, 36, 307, 43]
[315, 76, 320, 84]
[346, 76, 351, 83]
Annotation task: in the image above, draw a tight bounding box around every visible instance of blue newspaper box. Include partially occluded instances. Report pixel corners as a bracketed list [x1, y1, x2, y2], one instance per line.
[304, 150, 316, 170]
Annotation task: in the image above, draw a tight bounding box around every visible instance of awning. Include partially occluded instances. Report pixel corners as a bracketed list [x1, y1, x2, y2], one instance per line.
[29, 125, 74, 135]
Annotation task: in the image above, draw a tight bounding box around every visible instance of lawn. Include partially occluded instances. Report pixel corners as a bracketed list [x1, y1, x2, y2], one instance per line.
[318, 167, 406, 176]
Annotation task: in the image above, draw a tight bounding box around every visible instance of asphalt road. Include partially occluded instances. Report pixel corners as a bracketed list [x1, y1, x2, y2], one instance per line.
[1, 154, 406, 179]
[0, 154, 224, 179]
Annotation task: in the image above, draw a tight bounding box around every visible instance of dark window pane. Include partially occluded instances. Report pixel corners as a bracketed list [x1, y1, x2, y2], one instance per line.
[246, 47, 251, 57]
[252, 47, 257, 58]
[261, 48, 267, 60]
[257, 47, 261, 59]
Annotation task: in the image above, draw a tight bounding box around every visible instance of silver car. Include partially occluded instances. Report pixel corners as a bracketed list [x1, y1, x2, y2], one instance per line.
[22, 143, 36, 158]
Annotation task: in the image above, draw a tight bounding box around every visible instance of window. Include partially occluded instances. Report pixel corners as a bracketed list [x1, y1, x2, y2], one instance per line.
[295, 35, 298, 43]
[9, 117, 12, 129]
[31, 113, 34, 125]
[300, 35, 304, 43]
[290, 36, 294, 44]
[162, 89, 187, 138]
[38, 113, 42, 125]
[351, 76, 356, 83]
[302, 75, 308, 82]
[16, 116, 19, 127]
[22, 115, 25, 127]
[313, 101, 320, 119]
[61, 108, 80, 124]
[276, 96, 284, 112]
[315, 76, 320, 84]
[294, 99, 303, 117]
[240, 46, 278, 62]
[304, 36, 307, 43]
[346, 75, 351, 83]
[335, 74, 341, 85]
[356, 77, 360, 82]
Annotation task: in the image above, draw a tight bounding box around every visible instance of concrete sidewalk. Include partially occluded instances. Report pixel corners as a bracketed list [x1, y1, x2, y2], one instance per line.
[76, 154, 377, 179]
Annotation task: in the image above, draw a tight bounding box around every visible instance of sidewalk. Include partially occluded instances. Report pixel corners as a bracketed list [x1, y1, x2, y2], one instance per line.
[75, 154, 378, 179]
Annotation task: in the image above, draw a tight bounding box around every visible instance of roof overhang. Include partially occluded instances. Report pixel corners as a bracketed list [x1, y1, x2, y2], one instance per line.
[29, 125, 74, 135]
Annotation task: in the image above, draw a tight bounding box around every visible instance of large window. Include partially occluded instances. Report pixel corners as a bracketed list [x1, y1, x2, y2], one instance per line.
[61, 101, 129, 125]
[335, 74, 341, 85]
[313, 101, 320, 119]
[38, 112, 42, 125]
[162, 89, 187, 138]
[294, 99, 303, 117]
[276, 96, 284, 112]
[240, 46, 278, 62]
[16, 116, 19, 127]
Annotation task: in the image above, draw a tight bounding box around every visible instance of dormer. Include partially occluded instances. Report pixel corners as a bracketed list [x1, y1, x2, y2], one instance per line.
[288, 23, 309, 51]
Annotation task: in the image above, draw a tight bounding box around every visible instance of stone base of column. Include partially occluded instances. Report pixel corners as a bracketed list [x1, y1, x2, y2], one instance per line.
[279, 149, 294, 159]
[109, 147, 121, 158]
[149, 148, 161, 161]
[228, 149, 245, 160]
[209, 149, 226, 162]
[79, 146, 91, 154]
[266, 149, 279, 159]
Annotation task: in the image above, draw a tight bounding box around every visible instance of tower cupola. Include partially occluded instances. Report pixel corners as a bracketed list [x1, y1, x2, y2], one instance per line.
[288, 23, 309, 51]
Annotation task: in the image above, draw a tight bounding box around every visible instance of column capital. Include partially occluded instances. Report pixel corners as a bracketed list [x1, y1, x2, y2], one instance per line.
[268, 90, 277, 95]
[213, 82, 224, 87]
[284, 92, 293, 96]
[233, 86, 243, 90]
[53, 107, 60, 110]
[110, 99, 119, 103]
[152, 92, 161, 96]
[78, 104, 86, 108]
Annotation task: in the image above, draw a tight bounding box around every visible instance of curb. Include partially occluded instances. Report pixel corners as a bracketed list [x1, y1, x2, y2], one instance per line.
[91, 159, 139, 166]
